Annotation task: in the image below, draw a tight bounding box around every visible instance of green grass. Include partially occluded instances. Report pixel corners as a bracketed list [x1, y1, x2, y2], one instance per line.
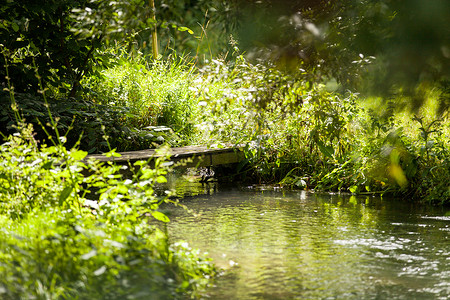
[83, 51, 199, 145]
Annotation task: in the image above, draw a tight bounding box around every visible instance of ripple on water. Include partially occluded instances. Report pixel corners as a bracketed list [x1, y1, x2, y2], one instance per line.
[333, 238, 405, 250]
[166, 189, 450, 299]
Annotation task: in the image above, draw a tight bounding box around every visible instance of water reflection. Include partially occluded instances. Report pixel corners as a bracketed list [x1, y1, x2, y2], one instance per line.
[166, 187, 449, 299]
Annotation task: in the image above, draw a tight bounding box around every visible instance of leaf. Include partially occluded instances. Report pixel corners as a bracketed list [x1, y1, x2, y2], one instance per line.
[59, 186, 73, 204]
[87, 147, 97, 154]
[156, 176, 167, 183]
[116, 184, 128, 194]
[134, 160, 148, 167]
[151, 211, 170, 223]
[181, 281, 190, 289]
[349, 185, 358, 193]
[42, 161, 53, 170]
[105, 149, 121, 158]
[317, 140, 334, 159]
[70, 149, 88, 160]
[11, 22, 19, 32]
[177, 26, 194, 34]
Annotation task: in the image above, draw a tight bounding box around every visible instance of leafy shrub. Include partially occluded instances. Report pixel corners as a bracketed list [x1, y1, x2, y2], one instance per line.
[0, 91, 174, 153]
[0, 124, 216, 299]
[189, 54, 450, 204]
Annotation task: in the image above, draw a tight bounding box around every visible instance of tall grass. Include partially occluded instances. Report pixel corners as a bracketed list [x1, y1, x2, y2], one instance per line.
[83, 49, 199, 144]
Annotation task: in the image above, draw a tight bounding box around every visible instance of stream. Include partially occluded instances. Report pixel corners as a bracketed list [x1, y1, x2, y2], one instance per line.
[163, 180, 449, 299]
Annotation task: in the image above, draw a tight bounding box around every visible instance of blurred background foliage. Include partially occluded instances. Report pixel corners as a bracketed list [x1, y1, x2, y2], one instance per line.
[0, 0, 235, 97]
[1, 0, 448, 107]
[229, 0, 449, 112]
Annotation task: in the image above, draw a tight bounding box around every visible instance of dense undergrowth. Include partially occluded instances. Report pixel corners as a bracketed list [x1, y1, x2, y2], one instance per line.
[2, 48, 449, 205]
[0, 124, 216, 299]
[83, 50, 449, 204]
[189, 56, 449, 205]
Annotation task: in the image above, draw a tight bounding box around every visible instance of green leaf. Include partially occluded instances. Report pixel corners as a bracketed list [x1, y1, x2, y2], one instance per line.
[151, 211, 170, 223]
[116, 184, 128, 194]
[105, 149, 121, 158]
[11, 22, 19, 32]
[181, 280, 190, 289]
[156, 176, 167, 183]
[177, 26, 194, 34]
[317, 140, 334, 159]
[42, 161, 53, 170]
[70, 149, 88, 160]
[59, 186, 73, 204]
[349, 185, 358, 193]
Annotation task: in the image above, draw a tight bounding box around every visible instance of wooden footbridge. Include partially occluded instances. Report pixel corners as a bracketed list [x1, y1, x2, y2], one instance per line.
[86, 145, 245, 168]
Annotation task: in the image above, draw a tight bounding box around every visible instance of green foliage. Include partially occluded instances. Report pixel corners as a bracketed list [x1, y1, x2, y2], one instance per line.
[0, 0, 102, 96]
[154, 0, 237, 59]
[0, 0, 236, 102]
[70, 0, 236, 60]
[228, 0, 450, 111]
[0, 124, 216, 298]
[0, 91, 164, 153]
[72, 44, 450, 204]
[410, 115, 450, 204]
[0, 211, 214, 299]
[83, 50, 197, 145]
[187, 54, 449, 204]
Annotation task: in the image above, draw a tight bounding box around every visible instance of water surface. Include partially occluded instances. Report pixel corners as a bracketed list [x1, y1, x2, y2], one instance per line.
[166, 186, 450, 299]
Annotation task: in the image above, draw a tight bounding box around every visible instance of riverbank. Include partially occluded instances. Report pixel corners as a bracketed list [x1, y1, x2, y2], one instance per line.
[1, 2, 448, 298]
[2, 51, 448, 205]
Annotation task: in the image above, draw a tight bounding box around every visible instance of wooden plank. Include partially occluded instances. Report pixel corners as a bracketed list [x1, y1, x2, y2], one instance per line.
[86, 146, 244, 168]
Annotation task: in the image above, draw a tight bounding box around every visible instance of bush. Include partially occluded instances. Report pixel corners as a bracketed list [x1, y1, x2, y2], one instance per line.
[187, 55, 450, 205]
[0, 91, 175, 153]
[0, 124, 216, 299]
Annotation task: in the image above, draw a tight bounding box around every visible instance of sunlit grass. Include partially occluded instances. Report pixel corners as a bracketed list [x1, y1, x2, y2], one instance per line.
[83, 51, 200, 143]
